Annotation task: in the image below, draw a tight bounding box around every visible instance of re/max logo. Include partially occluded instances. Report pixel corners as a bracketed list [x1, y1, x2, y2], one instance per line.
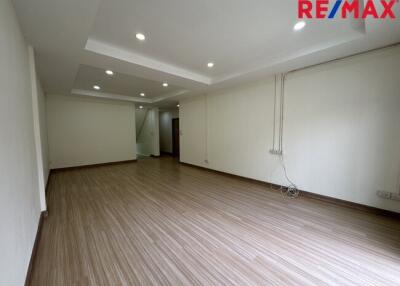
[298, 0, 398, 19]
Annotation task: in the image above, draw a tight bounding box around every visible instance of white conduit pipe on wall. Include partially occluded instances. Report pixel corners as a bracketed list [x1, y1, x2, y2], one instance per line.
[279, 74, 284, 152]
[270, 44, 400, 199]
[270, 73, 299, 198]
[204, 94, 209, 164]
[397, 164, 400, 194]
[272, 75, 277, 152]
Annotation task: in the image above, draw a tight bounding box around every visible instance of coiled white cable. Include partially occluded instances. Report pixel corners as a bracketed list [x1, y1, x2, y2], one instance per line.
[279, 74, 300, 199]
[279, 148, 299, 198]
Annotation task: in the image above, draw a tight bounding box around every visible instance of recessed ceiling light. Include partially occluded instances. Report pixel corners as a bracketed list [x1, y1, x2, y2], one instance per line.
[163, 82, 168, 87]
[294, 21, 306, 31]
[140, 93, 145, 97]
[139, 105, 144, 109]
[177, 104, 180, 107]
[136, 33, 146, 41]
[93, 85, 100, 90]
[207, 62, 214, 68]
[105, 70, 114, 75]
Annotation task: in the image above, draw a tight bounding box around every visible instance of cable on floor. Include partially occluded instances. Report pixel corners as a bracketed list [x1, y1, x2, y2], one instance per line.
[279, 151, 300, 199]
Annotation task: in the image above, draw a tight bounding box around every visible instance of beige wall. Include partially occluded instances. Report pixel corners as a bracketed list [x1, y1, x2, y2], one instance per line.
[180, 96, 208, 167]
[180, 46, 400, 213]
[47, 94, 137, 169]
[0, 1, 43, 285]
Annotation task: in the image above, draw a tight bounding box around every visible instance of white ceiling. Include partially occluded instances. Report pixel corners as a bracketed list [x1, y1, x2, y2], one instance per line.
[90, 0, 363, 79]
[12, 0, 400, 106]
[74, 65, 183, 99]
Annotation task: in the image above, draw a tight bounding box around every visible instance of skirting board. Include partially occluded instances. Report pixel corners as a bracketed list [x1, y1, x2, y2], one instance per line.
[45, 171, 52, 197]
[51, 159, 137, 172]
[25, 210, 47, 286]
[179, 162, 400, 220]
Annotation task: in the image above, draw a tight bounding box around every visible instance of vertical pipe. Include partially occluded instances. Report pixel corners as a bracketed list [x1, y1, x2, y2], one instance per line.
[397, 162, 400, 194]
[280, 74, 286, 153]
[272, 75, 277, 151]
[279, 74, 284, 153]
[204, 94, 208, 164]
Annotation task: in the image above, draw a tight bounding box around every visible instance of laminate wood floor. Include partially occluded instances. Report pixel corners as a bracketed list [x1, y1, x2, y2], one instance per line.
[31, 157, 400, 286]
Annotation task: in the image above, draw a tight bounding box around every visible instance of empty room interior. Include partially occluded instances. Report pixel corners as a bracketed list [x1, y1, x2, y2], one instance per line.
[2, 0, 400, 285]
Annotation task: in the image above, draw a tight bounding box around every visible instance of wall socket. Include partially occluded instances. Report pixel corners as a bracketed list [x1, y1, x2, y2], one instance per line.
[269, 149, 282, 155]
[392, 193, 400, 201]
[376, 190, 400, 201]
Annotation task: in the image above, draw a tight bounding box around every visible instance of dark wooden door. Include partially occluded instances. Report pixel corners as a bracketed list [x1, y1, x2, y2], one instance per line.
[172, 118, 180, 157]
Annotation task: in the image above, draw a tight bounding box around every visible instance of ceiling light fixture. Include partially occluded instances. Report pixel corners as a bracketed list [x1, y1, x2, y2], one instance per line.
[177, 104, 180, 107]
[139, 105, 144, 109]
[140, 93, 145, 97]
[105, 70, 114, 75]
[93, 85, 100, 90]
[136, 33, 146, 41]
[294, 21, 306, 31]
[163, 82, 168, 87]
[207, 62, 214, 68]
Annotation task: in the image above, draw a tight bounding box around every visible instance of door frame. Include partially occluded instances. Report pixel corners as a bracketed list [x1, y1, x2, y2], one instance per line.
[172, 118, 180, 157]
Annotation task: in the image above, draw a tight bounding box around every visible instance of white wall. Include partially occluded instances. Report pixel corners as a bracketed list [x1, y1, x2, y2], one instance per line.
[180, 46, 400, 213]
[180, 96, 208, 166]
[29, 46, 49, 211]
[47, 94, 137, 169]
[136, 107, 160, 156]
[135, 108, 147, 138]
[37, 69, 49, 193]
[0, 1, 43, 285]
[159, 109, 179, 153]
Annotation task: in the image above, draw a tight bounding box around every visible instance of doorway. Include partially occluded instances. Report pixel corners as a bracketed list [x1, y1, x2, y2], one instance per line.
[172, 118, 180, 157]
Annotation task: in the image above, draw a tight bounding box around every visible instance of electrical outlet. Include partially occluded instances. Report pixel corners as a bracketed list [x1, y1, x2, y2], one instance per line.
[391, 193, 400, 201]
[376, 190, 400, 202]
[269, 149, 282, 155]
[377, 190, 392, 200]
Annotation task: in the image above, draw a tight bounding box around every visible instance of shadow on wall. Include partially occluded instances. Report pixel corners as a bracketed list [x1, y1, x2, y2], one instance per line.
[135, 107, 160, 156]
[159, 109, 179, 154]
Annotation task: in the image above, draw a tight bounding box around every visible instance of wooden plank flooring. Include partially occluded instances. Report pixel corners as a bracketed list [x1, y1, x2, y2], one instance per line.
[31, 156, 400, 285]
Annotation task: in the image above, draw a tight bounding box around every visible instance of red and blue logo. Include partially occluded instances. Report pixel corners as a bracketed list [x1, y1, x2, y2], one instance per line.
[298, 0, 398, 19]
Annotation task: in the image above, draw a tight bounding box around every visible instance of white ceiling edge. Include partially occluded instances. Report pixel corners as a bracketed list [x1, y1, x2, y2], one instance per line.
[211, 40, 400, 91]
[212, 33, 366, 85]
[81, 44, 209, 93]
[152, 90, 190, 103]
[70, 88, 190, 105]
[211, 15, 397, 86]
[159, 108, 179, 112]
[71, 89, 153, 103]
[85, 39, 212, 85]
